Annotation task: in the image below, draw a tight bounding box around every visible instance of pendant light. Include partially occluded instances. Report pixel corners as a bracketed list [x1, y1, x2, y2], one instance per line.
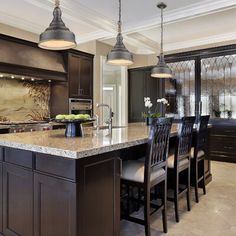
[151, 3, 172, 78]
[38, 0, 76, 50]
[107, 0, 133, 66]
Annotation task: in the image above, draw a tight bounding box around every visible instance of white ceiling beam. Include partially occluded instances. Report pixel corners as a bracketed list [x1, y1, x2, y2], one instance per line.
[123, 0, 236, 34]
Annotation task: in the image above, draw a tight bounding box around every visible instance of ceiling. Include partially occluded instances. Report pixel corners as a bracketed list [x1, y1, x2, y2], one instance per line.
[1, 0, 236, 54]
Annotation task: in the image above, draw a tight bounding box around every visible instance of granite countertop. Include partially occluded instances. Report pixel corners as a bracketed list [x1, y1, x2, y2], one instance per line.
[0, 123, 180, 159]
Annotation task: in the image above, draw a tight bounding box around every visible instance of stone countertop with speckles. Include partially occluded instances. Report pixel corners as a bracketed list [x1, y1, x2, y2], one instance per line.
[0, 123, 179, 159]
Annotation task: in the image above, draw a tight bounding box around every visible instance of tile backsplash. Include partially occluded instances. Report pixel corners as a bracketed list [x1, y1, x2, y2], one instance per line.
[0, 78, 50, 122]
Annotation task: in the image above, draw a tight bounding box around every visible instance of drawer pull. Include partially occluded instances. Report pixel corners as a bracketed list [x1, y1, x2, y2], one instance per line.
[223, 146, 233, 150]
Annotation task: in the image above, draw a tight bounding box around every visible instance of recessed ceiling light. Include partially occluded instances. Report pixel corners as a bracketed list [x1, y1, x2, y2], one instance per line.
[21, 77, 25, 80]
[11, 75, 15, 79]
[31, 78, 35, 81]
[48, 80, 52, 83]
[0, 75, 3, 78]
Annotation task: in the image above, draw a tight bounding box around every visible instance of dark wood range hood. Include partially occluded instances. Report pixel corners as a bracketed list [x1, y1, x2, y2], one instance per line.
[0, 34, 67, 81]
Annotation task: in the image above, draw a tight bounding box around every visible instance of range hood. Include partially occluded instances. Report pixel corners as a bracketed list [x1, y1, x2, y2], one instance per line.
[0, 35, 67, 81]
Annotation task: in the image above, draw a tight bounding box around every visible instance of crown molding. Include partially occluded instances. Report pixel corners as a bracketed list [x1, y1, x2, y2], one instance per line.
[0, 10, 42, 35]
[22, 0, 116, 33]
[123, 0, 236, 34]
[164, 31, 236, 52]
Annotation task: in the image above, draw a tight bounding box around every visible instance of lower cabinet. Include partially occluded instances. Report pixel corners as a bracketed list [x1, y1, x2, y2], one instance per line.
[0, 163, 2, 236]
[0, 148, 122, 236]
[3, 163, 33, 236]
[34, 173, 76, 236]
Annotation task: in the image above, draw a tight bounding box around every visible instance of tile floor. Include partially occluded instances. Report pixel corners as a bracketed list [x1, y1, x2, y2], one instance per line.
[120, 161, 236, 236]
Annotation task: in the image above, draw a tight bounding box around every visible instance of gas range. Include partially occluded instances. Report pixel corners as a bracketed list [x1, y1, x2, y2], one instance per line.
[0, 121, 53, 133]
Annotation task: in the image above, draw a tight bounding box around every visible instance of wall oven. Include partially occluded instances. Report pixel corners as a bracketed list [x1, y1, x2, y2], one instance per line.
[69, 98, 93, 117]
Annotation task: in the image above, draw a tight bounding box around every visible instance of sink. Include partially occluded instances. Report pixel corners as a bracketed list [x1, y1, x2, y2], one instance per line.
[94, 125, 126, 130]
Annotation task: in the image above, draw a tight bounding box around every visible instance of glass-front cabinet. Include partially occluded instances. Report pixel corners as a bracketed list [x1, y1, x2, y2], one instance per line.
[165, 46, 236, 120]
[166, 60, 195, 117]
[201, 55, 236, 119]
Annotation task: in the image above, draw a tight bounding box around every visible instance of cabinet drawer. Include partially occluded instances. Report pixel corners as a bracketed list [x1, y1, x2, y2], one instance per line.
[35, 153, 76, 181]
[211, 126, 236, 137]
[4, 148, 33, 168]
[210, 136, 236, 153]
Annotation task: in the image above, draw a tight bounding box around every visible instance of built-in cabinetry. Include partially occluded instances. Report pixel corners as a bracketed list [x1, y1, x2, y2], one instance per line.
[0, 147, 120, 236]
[209, 119, 236, 163]
[68, 52, 93, 99]
[129, 45, 236, 163]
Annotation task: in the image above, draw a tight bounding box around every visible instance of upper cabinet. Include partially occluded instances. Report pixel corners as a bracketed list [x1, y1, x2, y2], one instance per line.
[68, 53, 94, 99]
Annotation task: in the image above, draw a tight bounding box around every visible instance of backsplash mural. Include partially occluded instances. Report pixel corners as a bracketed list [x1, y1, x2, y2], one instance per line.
[0, 78, 50, 122]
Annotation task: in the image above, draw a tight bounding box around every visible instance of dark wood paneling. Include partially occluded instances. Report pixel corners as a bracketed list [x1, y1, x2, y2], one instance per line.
[35, 153, 76, 180]
[3, 163, 33, 236]
[128, 69, 145, 122]
[34, 173, 77, 236]
[4, 148, 33, 169]
[78, 154, 121, 236]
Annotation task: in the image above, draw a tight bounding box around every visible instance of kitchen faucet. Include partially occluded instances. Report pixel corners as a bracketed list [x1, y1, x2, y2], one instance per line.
[96, 104, 114, 134]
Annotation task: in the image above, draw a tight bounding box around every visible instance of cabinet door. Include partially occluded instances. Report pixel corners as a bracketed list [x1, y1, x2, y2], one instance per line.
[79, 56, 93, 99]
[77, 156, 121, 236]
[68, 54, 80, 98]
[68, 53, 93, 99]
[34, 173, 76, 236]
[3, 163, 33, 236]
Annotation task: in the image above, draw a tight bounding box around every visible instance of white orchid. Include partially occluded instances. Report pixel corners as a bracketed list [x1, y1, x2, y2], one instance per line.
[157, 98, 169, 106]
[144, 97, 150, 102]
[145, 100, 153, 108]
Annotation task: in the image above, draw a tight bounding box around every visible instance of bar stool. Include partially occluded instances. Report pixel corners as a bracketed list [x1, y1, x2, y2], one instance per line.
[167, 116, 195, 223]
[191, 115, 210, 203]
[121, 117, 173, 236]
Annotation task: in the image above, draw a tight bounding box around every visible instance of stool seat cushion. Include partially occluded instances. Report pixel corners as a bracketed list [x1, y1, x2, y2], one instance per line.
[122, 160, 165, 183]
[167, 154, 189, 169]
[190, 147, 205, 159]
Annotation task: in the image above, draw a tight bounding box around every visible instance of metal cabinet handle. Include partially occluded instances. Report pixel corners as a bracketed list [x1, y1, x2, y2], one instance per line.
[223, 146, 233, 149]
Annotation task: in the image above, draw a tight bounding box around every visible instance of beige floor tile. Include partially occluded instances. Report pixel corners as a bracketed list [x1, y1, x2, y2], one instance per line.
[120, 161, 236, 236]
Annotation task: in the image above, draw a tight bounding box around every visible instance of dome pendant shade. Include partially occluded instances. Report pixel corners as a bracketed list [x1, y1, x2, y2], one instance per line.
[151, 2, 172, 78]
[106, 0, 133, 66]
[39, 5, 76, 50]
[107, 33, 133, 66]
[151, 55, 172, 78]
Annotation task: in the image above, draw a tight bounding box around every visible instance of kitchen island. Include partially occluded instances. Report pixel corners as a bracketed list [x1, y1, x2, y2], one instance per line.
[0, 123, 211, 236]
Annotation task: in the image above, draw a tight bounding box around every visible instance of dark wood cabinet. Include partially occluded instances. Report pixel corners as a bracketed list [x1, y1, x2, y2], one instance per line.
[34, 173, 77, 236]
[209, 119, 236, 163]
[68, 53, 93, 99]
[3, 163, 33, 236]
[128, 67, 163, 122]
[0, 147, 121, 236]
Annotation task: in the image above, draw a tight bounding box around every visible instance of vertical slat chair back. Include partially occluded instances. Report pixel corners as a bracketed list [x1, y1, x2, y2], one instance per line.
[145, 118, 173, 182]
[175, 116, 196, 162]
[196, 115, 210, 153]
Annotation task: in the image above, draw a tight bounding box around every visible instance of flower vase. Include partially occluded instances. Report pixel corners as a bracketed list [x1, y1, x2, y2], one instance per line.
[145, 117, 153, 126]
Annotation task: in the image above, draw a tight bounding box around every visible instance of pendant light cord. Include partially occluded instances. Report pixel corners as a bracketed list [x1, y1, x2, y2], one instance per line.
[55, 0, 60, 7]
[160, 6, 164, 55]
[118, 0, 122, 33]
